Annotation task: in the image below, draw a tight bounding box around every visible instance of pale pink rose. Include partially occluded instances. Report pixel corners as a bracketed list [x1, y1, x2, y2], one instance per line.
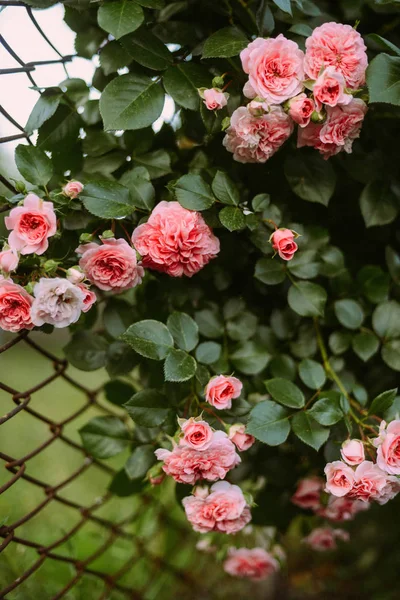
[375, 475, 400, 505]
[182, 481, 250, 534]
[228, 424, 255, 452]
[0, 247, 19, 273]
[203, 88, 229, 110]
[76, 238, 144, 292]
[240, 35, 304, 104]
[348, 461, 388, 503]
[303, 527, 349, 552]
[223, 547, 279, 581]
[66, 267, 85, 284]
[77, 283, 96, 313]
[132, 202, 220, 278]
[304, 22, 368, 90]
[271, 228, 298, 261]
[0, 279, 33, 332]
[180, 418, 213, 451]
[375, 420, 400, 475]
[313, 66, 353, 111]
[247, 100, 268, 116]
[373, 420, 387, 448]
[340, 439, 365, 466]
[205, 375, 242, 410]
[291, 477, 323, 511]
[288, 93, 315, 127]
[63, 181, 84, 199]
[317, 495, 369, 522]
[223, 105, 293, 164]
[5, 193, 57, 256]
[31, 277, 85, 328]
[324, 461, 355, 497]
[154, 430, 240, 484]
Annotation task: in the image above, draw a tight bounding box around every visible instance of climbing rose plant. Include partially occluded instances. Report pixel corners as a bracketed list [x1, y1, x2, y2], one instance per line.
[1, 0, 400, 587]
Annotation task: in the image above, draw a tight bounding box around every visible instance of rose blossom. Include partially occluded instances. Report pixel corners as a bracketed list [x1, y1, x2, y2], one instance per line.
[5, 193, 57, 256]
[205, 375, 242, 410]
[348, 461, 388, 503]
[270, 228, 298, 261]
[132, 202, 220, 278]
[182, 481, 250, 534]
[375, 420, 400, 475]
[223, 105, 293, 163]
[76, 238, 144, 292]
[228, 424, 255, 452]
[223, 547, 279, 581]
[291, 477, 323, 511]
[324, 461, 355, 497]
[340, 439, 365, 466]
[180, 417, 213, 451]
[303, 527, 349, 552]
[313, 66, 352, 111]
[318, 495, 369, 522]
[0, 279, 33, 332]
[288, 93, 315, 127]
[154, 430, 240, 485]
[31, 277, 86, 328]
[240, 35, 304, 104]
[203, 88, 229, 111]
[66, 267, 85, 284]
[63, 181, 84, 199]
[0, 247, 19, 273]
[375, 475, 400, 505]
[77, 283, 96, 313]
[304, 22, 368, 90]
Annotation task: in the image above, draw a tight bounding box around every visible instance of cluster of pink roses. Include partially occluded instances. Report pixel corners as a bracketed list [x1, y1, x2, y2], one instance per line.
[222, 22, 368, 163]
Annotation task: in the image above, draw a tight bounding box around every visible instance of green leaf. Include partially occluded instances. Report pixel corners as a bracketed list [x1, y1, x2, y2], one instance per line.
[252, 193, 270, 212]
[167, 312, 199, 352]
[195, 309, 224, 338]
[386, 246, 400, 282]
[255, 257, 286, 285]
[64, 332, 107, 371]
[100, 40, 132, 75]
[104, 380, 135, 406]
[292, 412, 329, 451]
[174, 174, 215, 210]
[368, 388, 398, 415]
[15, 144, 53, 186]
[231, 341, 270, 375]
[37, 105, 80, 151]
[122, 320, 174, 360]
[287, 250, 319, 280]
[163, 63, 210, 110]
[366, 34, 400, 57]
[256, 0, 275, 36]
[109, 469, 146, 496]
[285, 153, 336, 207]
[25, 89, 62, 135]
[367, 53, 400, 105]
[372, 301, 400, 340]
[334, 299, 364, 331]
[98, 0, 144, 39]
[80, 180, 134, 218]
[195, 341, 221, 365]
[106, 341, 138, 377]
[202, 27, 249, 58]
[382, 340, 400, 371]
[360, 181, 399, 228]
[298, 359, 326, 389]
[79, 416, 130, 458]
[219, 206, 245, 231]
[124, 389, 171, 427]
[212, 171, 240, 206]
[288, 282, 327, 317]
[272, 0, 292, 14]
[226, 311, 257, 342]
[133, 150, 171, 179]
[134, 0, 164, 6]
[247, 400, 290, 446]
[100, 73, 164, 131]
[308, 396, 343, 426]
[103, 299, 136, 339]
[352, 331, 380, 362]
[164, 348, 197, 382]
[357, 265, 390, 304]
[329, 331, 352, 355]
[288, 23, 313, 36]
[120, 167, 155, 211]
[269, 354, 296, 381]
[121, 26, 173, 70]
[125, 445, 156, 479]
[265, 378, 305, 408]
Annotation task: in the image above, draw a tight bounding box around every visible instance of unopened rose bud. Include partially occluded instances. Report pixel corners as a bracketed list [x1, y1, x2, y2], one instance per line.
[79, 233, 94, 244]
[311, 110, 326, 124]
[147, 464, 165, 486]
[100, 230, 115, 240]
[42, 259, 59, 274]
[228, 423, 255, 451]
[66, 267, 85, 284]
[202, 88, 229, 111]
[212, 75, 225, 89]
[63, 181, 84, 199]
[340, 439, 365, 466]
[14, 180, 27, 194]
[270, 229, 298, 261]
[0, 246, 19, 273]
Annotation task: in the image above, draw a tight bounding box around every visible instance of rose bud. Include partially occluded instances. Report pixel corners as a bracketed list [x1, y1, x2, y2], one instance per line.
[63, 181, 84, 199]
[270, 228, 298, 261]
[340, 439, 365, 466]
[228, 424, 255, 452]
[202, 88, 229, 111]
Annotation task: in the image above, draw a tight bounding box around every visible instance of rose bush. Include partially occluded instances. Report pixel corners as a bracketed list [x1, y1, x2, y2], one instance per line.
[1, 0, 400, 593]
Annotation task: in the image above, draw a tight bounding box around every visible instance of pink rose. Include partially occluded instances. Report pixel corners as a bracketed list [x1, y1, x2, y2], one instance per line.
[375, 420, 400, 474]
[31, 277, 85, 328]
[66, 267, 85, 284]
[0, 247, 19, 273]
[5, 193, 57, 256]
[288, 93, 315, 127]
[132, 201, 220, 278]
[76, 238, 144, 292]
[340, 439, 365, 466]
[228, 424, 255, 452]
[313, 66, 353, 111]
[375, 475, 400, 505]
[154, 430, 240, 485]
[318, 495, 369, 522]
[63, 181, 84, 199]
[348, 461, 388, 503]
[270, 228, 298, 261]
[205, 375, 242, 410]
[324, 461, 355, 497]
[223, 547, 279, 581]
[304, 22, 368, 90]
[240, 35, 304, 104]
[203, 88, 229, 110]
[303, 527, 349, 552]
[77, 283, 96, 313]
[223, 105, 293, 164]
[291, 477, 323, 511]
[0, 279, 33, 332]
[180, 417, 213, 451]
